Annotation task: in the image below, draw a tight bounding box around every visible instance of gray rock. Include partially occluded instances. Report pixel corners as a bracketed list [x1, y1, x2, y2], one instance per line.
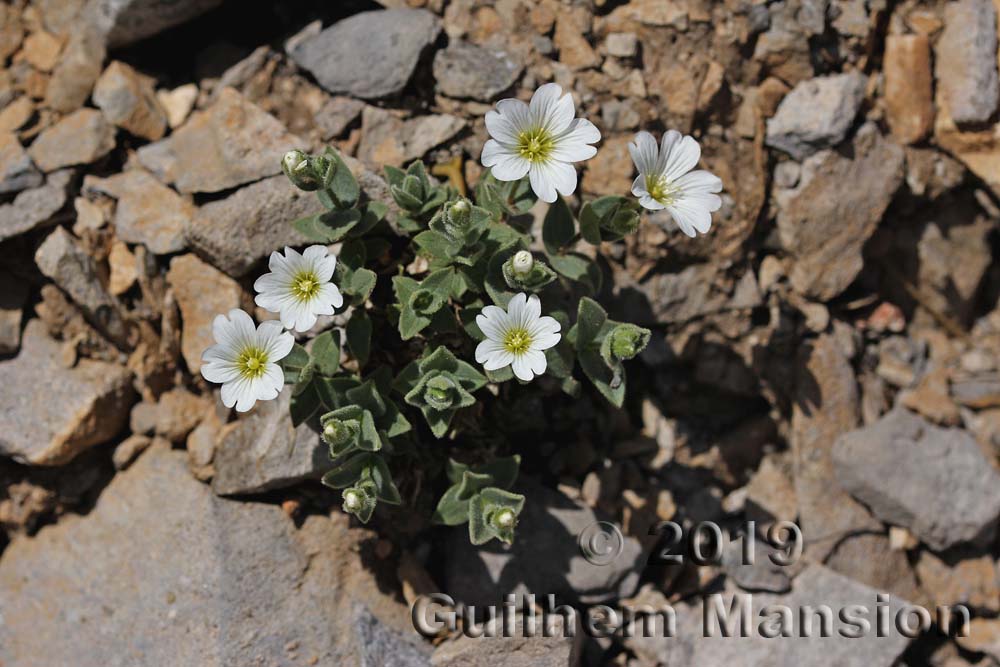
[605, 32, 639, 58]
[0, 442, 428, 665]
[951, 373, 1000, 408]
[445, 476, 643, 607]
[776, 123, 903, 301]
[722, 533, 791, 593]
[431, 613, 578, 667]
[93, 60, 168, 141]
[83, 0, 225, 48]
[356, 606, 433, 667]
[433, 40, 521, 101]
[357, 106, 466, 169]
[28, 108, 116, 172]
[0, 319, 133, 465]
[936, 0, 999, 125]
[0, 131, 41, 193]
[83, 169, 192, 254]
[833, 408, 1000, 550]
[314, 95, 365, 140]
[45, 24, 106, 113]
[289, 9, 441, 100]
[35, 226, 128, 347]
[627, 564, 911, 667]
[765, 71, 866, 160]
[601, 98, 641, 131]
[791, 334, 881, 562]
[629, 263, 729, 324]
[212, 392, 327, 496]
[0, 169, 72, 242]
[185, 174, 319, 277]
[824, 533, 926, 606]
[0, 271, 28, 354]
[137, 87, 302, 194]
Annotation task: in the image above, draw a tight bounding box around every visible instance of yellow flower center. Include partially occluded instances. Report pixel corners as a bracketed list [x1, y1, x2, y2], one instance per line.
[237, 347, 269, 380]
[503, 327, 533, 355]
[292, 271, 320, 301]
[517, 127, 555, 163]
[646, 174, 679, 206]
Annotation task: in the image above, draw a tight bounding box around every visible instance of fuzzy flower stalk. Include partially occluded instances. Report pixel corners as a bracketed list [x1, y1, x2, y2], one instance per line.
[629, 130, 723, 237]
[476, 293, 561, 382]
[481, 83, 601, 203]
[254, 245, 344, 332]
[200, 308, 294, 412]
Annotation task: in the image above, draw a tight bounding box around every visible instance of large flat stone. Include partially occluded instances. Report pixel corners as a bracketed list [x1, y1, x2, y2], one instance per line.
[776, 123, 903, 301]
[0, 169, 72, 243]
[935, 0, 999, 125]
[84, 0, 225, 48]
[765, 72, 867, 160]
[833, 408, 1000, 550]
[27, 108, 116, 172]
[84, 169, 192, 255]
[289, 9, 441, 100]
[185, 174, 318, 277]
[0, 442, 430, 665]
[627, 564, 912, 666]
[212, 392, 326, 496]
[137, 87, 303, 194]
[0, 319, 133, 465]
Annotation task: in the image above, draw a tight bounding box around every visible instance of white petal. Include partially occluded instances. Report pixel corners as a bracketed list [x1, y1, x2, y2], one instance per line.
[511, 354, 535, 382]
[557, 118, 601, 146]
[531, 331, 561, 351]
[674, 169, 723, 195]
[315, 255, 337, 283]
[255, 368, 282, 401]
[666, 204, 700, 237]
[530, 161, 577, 202]
[638, 194, 666, 211]
[292, 306, 318, 333]
[522, 293, 542, 325]
[254, 273, 285, 294]
[530, 314, 561, 336]
[524, 348, 547, 376]
[302, 245, 328, 264]
[477, 341, 514, 370]
[233, 379, 259, 413]
[266, 329, 295, 362]
[669, 199, 713, 235]
[530, 83, 570, 133]
[528, 163, 557, 203]
[485, 101, 528, 144]
[201, 360, 240, 384]
[629, 131, 659, 174]
[631, 174, 648, 198]
[506, 293, 528, 329]
[484, 143, 531, 181]
[661, 134, 701, 182]
[477, 309, 507, 341]
[318, 283, 344, 310]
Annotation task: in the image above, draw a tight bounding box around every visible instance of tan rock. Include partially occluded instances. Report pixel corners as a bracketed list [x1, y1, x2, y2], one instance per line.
[357, 106, 466, 168]
[957, 618, 1000, 659]
[44, 25, 105, 113]
[21, 30, 61, 72]
[0, 130, 41, 193]
[93, 61, 167, 141]
[916, 550, 999, 612]
[884, 34, 933, 144]
[935, 114, 1000, 198]
[156, 83, 198, 129]
[554, 12, 600, 70]
[582, 134, 632, 196]
[137, 87, 302, 194]
[107, 240, 137, 296]
[0, 96, 33, 133]
[28, 108, 115, 171]
[900, 366, 961, 425]
[166, 254, 243, 373]
[0, 319, 134, 465]
[83, 169, 193, 254]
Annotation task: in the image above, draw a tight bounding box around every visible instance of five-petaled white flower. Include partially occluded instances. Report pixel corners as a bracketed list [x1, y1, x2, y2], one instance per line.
[628, 130, 723, 237]
[475, 292, 561, 382]
[254, 245, 344, 333]
[201, 308, 294, 413]
[481, 83, 601, 203]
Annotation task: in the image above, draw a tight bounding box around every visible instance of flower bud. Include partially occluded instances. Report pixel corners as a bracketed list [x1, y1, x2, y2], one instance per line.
[423, 374, 457, 411]
[282, 149, 321, 191]
[449, 199, 471, 222]
[511, 250, 533, 277]
[343, 488, 363, 512]
[323, 418, 359, 448]
[494, 508, 516, 528]
[609, 324, 651, 361]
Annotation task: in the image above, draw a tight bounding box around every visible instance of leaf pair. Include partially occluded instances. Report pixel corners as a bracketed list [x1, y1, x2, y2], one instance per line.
[567, 298, 651, 407]
[385, 161, 452, 232]
[394, 346, 486, 437]
[433, 456, 524, 545]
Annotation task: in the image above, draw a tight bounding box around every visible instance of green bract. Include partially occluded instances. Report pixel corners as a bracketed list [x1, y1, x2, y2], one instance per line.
[278, 146, 655, 545]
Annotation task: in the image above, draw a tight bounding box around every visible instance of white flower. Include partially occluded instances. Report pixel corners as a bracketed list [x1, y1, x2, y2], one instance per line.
[254, 245, 344, 332]
[475, 292, 561, 382]
[481, 83, 601, 203]
[201, 308, 294, 413]
[628, 130, 723, 237]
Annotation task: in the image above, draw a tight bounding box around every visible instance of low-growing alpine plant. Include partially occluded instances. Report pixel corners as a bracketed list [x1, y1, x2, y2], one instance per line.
[199, 83, 723, 546]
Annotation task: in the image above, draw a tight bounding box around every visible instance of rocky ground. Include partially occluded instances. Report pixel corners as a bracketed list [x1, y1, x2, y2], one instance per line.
[0, 0, 999, 665]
